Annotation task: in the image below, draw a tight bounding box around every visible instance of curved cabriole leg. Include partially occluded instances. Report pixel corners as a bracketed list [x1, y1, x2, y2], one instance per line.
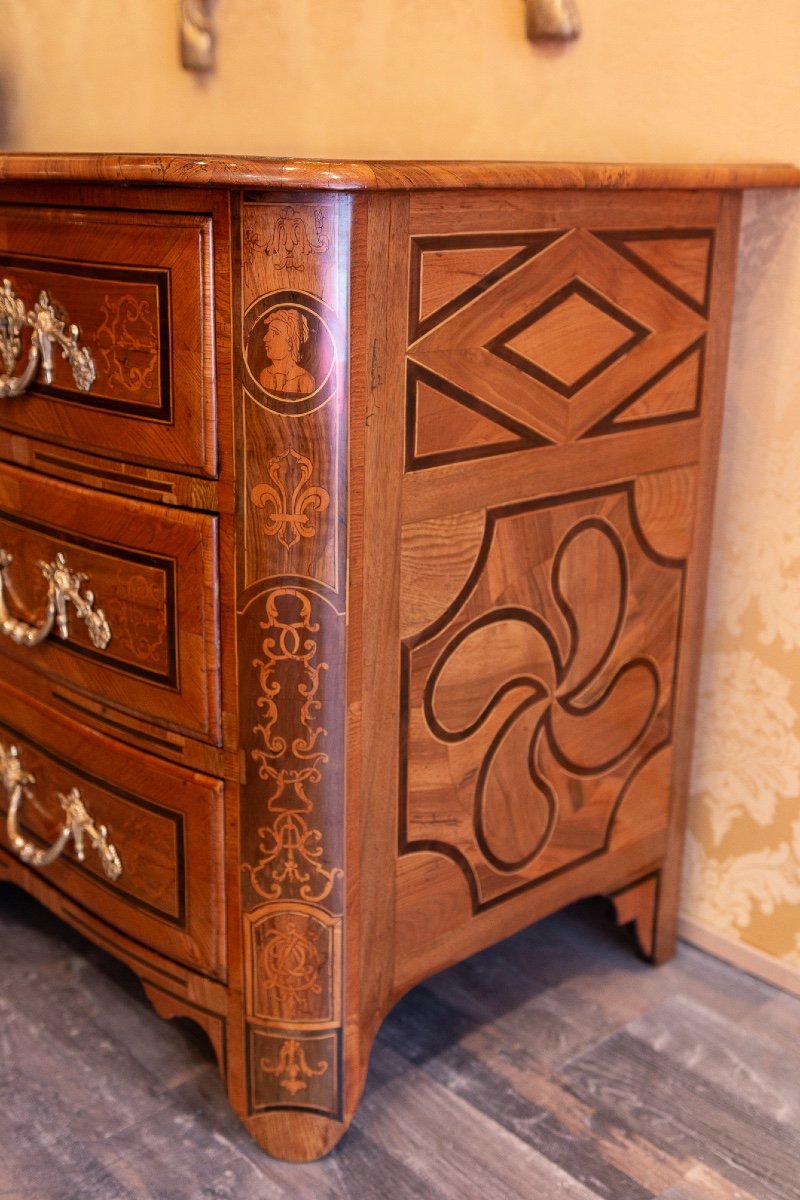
[235, 1007, 382, 1160]
[143, 981, 359, 1161]
[234, 582, 351, 1162]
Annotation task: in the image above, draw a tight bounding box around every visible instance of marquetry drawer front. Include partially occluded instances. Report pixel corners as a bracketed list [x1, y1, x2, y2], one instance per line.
[0, 205, 216, 476]
[0, 461, 220, 743]
[405, 190, 721, 469]
[0, 685, 225, 977]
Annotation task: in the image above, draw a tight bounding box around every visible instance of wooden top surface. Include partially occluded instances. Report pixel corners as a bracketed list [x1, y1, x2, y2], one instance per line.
[0, 154, 797, 191]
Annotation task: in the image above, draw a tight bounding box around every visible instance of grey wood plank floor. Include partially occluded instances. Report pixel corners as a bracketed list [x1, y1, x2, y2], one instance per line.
[0, 883, 798, 1200]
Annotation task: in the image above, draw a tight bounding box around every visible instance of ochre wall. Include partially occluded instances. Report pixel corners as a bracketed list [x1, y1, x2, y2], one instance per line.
[0, 1, 798, 162]
[0, 0, 799, 990]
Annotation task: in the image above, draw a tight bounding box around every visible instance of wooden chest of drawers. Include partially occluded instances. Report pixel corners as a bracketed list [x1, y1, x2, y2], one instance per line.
[0, 156, 796, 1162]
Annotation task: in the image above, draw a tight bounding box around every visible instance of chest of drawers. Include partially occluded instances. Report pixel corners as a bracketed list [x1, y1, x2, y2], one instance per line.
[0, 156, 796, 1162]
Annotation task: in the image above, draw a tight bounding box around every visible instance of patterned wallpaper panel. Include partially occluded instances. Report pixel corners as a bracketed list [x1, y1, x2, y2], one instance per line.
[682, 190, 800, 990]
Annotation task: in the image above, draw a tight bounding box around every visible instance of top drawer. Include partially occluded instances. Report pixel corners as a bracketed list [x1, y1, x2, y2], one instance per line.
[0, 206, 216, 477]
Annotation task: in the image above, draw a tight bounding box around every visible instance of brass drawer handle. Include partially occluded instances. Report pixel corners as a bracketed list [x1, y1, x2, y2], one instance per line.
[0, 743, 123, 880]
[0, 548, 112, 649]
[0, 278, 96, 398]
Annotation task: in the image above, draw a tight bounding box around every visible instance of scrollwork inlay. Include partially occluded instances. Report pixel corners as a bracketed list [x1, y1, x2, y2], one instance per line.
[265, 207, 330, 273]
[244, 589, 342, 903]
[259, 1038, 328, 1096]
[96, 294, 158, 394]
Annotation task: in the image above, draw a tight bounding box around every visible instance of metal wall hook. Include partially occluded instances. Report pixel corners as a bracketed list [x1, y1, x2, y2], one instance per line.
[180, 0, 217, 72]
[526, 0, 581, 42]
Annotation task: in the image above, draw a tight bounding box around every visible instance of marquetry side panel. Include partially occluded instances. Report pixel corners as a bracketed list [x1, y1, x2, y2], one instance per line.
[236, 194, 351, 1128]
[392, 188, 741, 982]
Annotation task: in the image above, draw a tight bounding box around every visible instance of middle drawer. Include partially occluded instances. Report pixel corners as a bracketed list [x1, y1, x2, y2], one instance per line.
[0, 461, 220, 744]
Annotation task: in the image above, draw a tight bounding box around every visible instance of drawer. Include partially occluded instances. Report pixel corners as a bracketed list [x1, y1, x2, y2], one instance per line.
[0, 205, 216, 476]
[0, 460, 220, 743]
[0, 681, 226, 979]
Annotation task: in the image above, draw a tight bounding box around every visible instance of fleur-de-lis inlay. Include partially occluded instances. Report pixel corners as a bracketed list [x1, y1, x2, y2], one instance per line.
[251, 449, 330, 550]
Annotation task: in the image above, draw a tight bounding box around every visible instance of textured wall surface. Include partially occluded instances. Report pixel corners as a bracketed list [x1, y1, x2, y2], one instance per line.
[0, 0, 798, 990]
[682, 189, 800, 993]
[0, 1, 798, 162]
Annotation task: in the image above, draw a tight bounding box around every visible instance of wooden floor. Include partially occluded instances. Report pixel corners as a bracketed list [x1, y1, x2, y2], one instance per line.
[0, 884, 798, 1200]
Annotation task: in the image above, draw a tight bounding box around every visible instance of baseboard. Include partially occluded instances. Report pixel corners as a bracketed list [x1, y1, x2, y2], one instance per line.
[679, 916, 800, 999]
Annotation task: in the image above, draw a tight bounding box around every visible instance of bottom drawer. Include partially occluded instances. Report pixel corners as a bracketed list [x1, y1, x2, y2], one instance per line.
[0, 682, 226, 980]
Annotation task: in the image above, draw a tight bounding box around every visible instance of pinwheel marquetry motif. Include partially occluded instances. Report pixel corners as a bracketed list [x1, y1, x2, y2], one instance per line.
[427, 519, 659, 870]
[402, 483, 686, 908]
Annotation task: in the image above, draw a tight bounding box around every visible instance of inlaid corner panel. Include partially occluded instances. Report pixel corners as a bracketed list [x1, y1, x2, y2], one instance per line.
[240, 198, 347, 598]
[237, 195, 350, 1120]
[406, 191, 718, 470]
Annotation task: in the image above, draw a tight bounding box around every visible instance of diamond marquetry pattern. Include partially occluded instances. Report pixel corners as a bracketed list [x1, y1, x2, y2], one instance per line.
[488, 280, 649, 398]
[408, 228, 711, 466]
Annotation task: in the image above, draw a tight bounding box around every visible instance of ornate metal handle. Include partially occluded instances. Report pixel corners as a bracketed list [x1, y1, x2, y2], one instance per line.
[0, 278, 96, 398]
[0, 548, 111, 649]
[0, 742, 122, 880]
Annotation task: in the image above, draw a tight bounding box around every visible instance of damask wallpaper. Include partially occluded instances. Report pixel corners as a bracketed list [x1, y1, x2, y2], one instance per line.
[682, 189, 800, 994]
